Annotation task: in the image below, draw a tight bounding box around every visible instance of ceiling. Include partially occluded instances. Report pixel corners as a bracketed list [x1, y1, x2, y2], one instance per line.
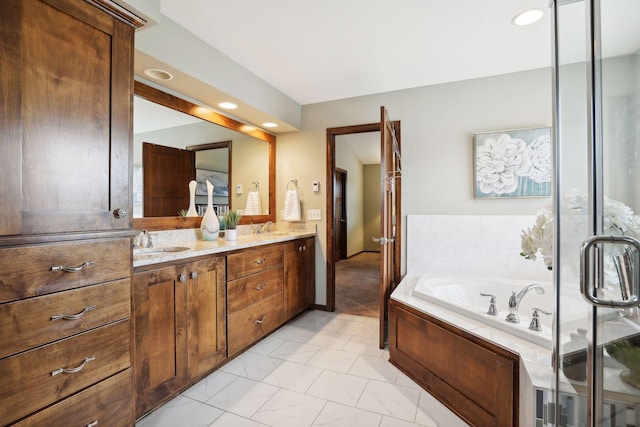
[159, 0, 554, 106]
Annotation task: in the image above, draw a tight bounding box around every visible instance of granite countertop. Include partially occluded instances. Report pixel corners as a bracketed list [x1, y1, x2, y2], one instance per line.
[133, 224, 316, 267]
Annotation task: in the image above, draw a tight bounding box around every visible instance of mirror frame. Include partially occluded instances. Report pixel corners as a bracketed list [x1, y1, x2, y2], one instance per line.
[132, 81, 276, 231]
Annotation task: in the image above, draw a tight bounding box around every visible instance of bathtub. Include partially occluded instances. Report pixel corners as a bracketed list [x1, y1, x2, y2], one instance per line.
[411, 276, 554, 348]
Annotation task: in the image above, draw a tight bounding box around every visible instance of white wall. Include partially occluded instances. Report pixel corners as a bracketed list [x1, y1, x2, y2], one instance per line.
[276, 68, 553, 305]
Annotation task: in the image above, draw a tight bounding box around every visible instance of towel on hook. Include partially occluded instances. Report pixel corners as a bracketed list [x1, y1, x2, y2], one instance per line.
[283, 189, 301, 221]
[244, 191, 262, 215]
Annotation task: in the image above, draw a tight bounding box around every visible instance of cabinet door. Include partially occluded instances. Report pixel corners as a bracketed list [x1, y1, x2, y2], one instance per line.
[0, 0, 133, 236]
[284, 237, 315, 322]
[187, 256, 227, 379]
[133, 265, 188, 418]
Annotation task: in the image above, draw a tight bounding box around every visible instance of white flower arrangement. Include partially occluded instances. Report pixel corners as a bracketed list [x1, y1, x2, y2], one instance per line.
[520, 191, 640, 274]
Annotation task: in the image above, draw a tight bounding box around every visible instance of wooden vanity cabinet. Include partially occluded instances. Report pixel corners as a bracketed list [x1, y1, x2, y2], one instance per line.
[227, 244, 284, 357]
[0, 0, 140, 237]
[133, 255, 226, 418]
[284, 236, 315, 322]
[0, 238, 134, 426]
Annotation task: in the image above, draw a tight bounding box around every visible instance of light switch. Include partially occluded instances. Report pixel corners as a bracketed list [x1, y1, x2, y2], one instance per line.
[312, 181, 320, 192]
[308, 209, 321, 220]
[236, 184, 243, 195]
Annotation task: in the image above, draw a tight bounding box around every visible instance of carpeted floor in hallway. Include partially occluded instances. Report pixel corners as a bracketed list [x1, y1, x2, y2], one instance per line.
[335, 251, 380, 318]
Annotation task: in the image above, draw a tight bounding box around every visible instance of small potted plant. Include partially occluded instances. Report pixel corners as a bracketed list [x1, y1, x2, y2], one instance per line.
[223, 210, 241, 241]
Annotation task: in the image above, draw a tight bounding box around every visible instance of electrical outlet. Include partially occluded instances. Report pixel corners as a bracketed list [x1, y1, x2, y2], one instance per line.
[308, 209, 321, 220]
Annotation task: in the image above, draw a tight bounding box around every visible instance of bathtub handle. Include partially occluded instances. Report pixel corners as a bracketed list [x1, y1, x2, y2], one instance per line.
[529, 307, 551, 332]
[480, 293, 498, 316]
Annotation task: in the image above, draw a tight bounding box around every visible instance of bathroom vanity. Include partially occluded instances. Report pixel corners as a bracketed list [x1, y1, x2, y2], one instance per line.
[132, 231, 316, 419]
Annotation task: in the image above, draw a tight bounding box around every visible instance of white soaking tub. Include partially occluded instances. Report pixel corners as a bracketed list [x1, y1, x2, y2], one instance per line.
[411, 276, 554, 348]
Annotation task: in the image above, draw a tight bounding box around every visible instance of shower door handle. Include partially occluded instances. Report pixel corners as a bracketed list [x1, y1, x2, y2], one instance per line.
[580, 235, 640, 307]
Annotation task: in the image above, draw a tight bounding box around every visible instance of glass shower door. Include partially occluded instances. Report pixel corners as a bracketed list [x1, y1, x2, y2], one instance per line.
[554, 0, 640, 425]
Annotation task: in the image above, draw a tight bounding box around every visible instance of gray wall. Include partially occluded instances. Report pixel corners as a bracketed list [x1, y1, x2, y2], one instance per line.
[276, 67, 553, 305]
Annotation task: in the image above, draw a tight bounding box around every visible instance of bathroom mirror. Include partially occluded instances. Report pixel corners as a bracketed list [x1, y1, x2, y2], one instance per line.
[132, 81, 276, 231]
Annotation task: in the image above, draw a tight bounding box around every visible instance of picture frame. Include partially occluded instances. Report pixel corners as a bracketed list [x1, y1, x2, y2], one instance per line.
[195, 169, 229, 197]
[473, 127, 551, 198]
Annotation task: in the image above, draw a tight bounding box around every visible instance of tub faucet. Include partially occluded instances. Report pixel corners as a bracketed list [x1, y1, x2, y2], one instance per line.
[506, 284, 545, 323]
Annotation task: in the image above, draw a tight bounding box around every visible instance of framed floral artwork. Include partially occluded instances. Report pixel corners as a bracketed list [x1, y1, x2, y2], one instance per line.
[474, 127, 551, 198]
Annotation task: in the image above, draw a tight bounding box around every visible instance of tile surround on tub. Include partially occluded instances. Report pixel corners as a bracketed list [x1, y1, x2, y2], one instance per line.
[407, 214, 552, 282]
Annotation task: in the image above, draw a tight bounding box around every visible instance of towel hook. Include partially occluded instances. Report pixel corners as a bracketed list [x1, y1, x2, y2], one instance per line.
[286, 179, 298, 190]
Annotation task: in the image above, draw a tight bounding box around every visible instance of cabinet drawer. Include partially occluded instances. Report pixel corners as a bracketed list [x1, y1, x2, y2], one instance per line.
[227, 244, 283, 281]
[13, 369, 133, 427]
[0, 238, 131, 303]
[0, 320, 130, 425]
[227, 267, 283, 313]
[228, 292, 284, 356]
[0, 279, 130, 358]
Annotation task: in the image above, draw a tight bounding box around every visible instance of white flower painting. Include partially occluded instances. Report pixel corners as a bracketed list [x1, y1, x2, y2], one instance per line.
[474, 127, 551, 198]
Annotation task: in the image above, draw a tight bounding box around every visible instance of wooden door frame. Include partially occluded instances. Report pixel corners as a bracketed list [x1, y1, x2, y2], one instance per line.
[325, 122, 401, 312]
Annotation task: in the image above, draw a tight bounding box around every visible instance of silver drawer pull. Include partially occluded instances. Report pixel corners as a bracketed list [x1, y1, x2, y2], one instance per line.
[254, 284, 266, 291]
[254, 258, 266, 265]
[51, 356, 96, 376]
[255, 316, 266, 324]
[51, 261, 95, 273]
[51, 305, 96, 321]
[86, 421, 98, 427]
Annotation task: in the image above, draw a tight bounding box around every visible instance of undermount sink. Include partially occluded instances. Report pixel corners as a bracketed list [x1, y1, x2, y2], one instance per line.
[133, 246, 191, 256]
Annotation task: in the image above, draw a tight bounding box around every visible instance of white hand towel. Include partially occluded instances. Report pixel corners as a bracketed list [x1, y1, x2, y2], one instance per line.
[244, 191, 262, 215]
[283, 189, 301, 221]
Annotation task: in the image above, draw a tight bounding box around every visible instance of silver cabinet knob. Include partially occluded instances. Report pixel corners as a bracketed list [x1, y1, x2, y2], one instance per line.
[112, 208, 128, 219]
[191, 271, 199, 279]
[178, 273, 187, 283]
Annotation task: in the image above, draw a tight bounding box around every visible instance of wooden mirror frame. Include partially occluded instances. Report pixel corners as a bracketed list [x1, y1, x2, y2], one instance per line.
[132, 81, 276, 231]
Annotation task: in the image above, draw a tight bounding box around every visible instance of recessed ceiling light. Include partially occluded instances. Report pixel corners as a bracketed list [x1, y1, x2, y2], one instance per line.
[143, 68, 173, 80]
[218, 102, 238, 110]
[262, 122, 278, 128]
[512, 9, 543, 26]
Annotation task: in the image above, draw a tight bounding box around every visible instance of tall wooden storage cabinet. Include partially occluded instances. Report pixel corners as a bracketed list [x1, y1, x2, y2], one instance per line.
[0, 0, 143, 425]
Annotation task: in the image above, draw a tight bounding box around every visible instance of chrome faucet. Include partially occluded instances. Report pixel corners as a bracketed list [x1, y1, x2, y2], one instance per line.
[506, 284, 545, 323]
[258, 221, 273, 234]
[134, 230, 153, 249]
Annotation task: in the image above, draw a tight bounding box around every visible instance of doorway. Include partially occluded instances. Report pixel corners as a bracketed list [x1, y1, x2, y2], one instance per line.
[326, 109, 401, 348]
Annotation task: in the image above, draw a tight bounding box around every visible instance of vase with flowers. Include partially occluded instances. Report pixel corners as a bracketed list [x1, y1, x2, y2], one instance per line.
[520, 190, 640, 289]
[223, 210, 241, 241]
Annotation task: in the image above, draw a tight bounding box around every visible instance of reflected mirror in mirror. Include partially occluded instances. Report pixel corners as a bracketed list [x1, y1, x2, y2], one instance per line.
[132, 82, 275, 230]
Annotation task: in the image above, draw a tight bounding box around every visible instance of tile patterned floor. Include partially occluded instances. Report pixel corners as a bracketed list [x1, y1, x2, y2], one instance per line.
[136, 310, 470, 427]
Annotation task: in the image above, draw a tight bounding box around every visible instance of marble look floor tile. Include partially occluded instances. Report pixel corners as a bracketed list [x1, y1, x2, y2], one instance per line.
[208, 412, 268, 427]
[348, 354, 400, 383]
[219, 350, 282, 381]
[268, 340, 320, 363]
[311, 401, 382, 427]
[288, 311, 348, 333]
[306, 348, 359, 373]
[181, 371, 238, 403]
[261, 360, 323, 393]
[338, 320, 378, 338]
[305, 370, 368, 406]
[380, 416, 435, 427]
[206, 377, 278, 418]
[415, 390, 470, 427]
[356, 380, 421, 422]
[247, 335, 288, 356]
[272, 324, 317, 343]
[251, 389, 326, 427]
[136, 395, 223, 427]
[342, 335, 386, 357]
[395, 371, 422, 389]
[307, 330, 352, 350]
